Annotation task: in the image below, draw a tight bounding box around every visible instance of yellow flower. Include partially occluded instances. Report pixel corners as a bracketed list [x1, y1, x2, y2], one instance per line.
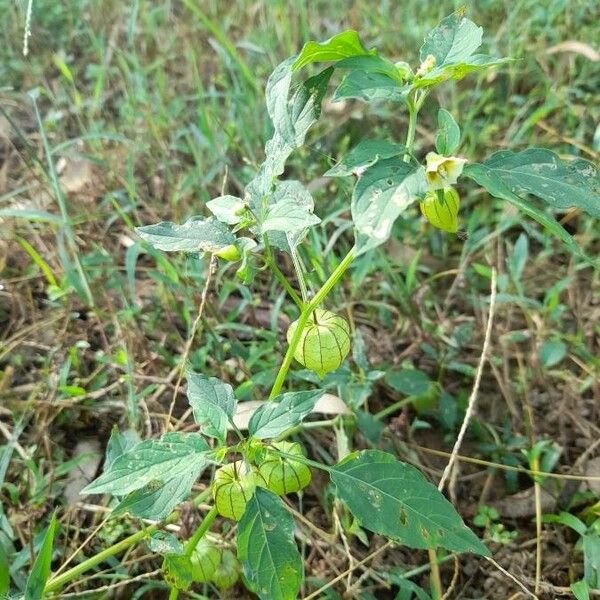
[425, 152, 467, 191]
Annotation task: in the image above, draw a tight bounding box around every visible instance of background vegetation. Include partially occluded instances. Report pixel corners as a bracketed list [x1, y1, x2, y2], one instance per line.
[1, 0, 599, 598]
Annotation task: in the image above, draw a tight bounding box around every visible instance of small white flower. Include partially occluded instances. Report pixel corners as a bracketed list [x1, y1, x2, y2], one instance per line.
[425, 152, 467, 191]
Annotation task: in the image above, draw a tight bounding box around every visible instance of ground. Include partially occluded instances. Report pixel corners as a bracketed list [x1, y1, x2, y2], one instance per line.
[1, 1, 599, 599]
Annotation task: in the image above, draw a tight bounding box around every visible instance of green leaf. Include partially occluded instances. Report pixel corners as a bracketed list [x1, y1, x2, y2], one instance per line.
[415, 11, 508, 88]
[463, 162, 592, 262]
[24, 512, 57, 600]
[330, 450, 489, 555]
[163, 553, 193, 591]
[413, 56, 510, 88]
[148, 531, 184, 555]
[135, 217, 235, 253]
[206, 195, 247, 225]
[82, 432, 209, 496]
[571, 579, 590, 600]
[538, 340, 567, 369]
[0, 544, 8, 595]
[290, 66, 333, 144]
[104, 426, 139, 469]
[246, 63, 332, 207]
[260, 181, 320, 252]
[325, 139, 406, 178]
[333, 70, 407, 103]
[386, 369, 431, 396]
[420, 11, 483, 66]
[435, 109, 461, 155]
[186, 372, 236, 442]
[337, 54, 403, 80]
[352, 159, 427, 254]
[471, 149, 600, 218]
[293, 30, 372, 71]
[237, 487, 302, 600]
[542, 512, 587, 536]
[112, 469, 198, 520]
[248, 389, 325, 439]
[583, 534, 600, 587]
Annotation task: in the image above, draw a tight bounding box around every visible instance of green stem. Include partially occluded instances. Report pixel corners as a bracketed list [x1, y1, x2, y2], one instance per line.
[290, 246, 309, 304]
[264, 239, 303, 308]
[404, 103, 418, 162]
[403, 90, 428, 162]
[374, 397, 414, 421]
[168, 505, 219, 600]
[268, 246, 356, 399]
[45, 520, 167, 594]
[44, 490, 212, 595]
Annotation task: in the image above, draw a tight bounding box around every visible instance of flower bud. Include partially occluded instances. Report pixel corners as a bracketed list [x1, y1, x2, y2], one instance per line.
[420, 187, 460, 233]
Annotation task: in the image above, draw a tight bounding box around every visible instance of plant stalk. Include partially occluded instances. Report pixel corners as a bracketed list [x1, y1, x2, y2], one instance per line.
[168, 505, 219, 600]
[268, 246, 356, 399]
[264, 238, 303, 308]
[44, 490, 212, 595]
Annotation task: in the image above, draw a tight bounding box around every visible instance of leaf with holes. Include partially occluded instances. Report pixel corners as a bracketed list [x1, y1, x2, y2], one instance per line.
[467, 149, 600, 218]
[246, 63, 332, 206]
[352, 159, 427, 255]
[237, 487, 302, 600]
[187, 372, 236, 443]
[463, 160, 594, 262]
[82, 432, 210, 496]
[248, 389, 325, 439]
[331, 450, 489, 555]
[135, 217, 235, 253]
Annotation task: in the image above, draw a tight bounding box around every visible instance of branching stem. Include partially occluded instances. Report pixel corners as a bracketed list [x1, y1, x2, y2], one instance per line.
[268, 246, 356, 399]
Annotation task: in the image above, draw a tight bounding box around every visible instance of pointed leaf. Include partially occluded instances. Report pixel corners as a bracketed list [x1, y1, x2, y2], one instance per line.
[187, 372, 236, 442]
[415, 11, 508, 88]
[206, 195, 247, 225]
[135, 217, 235, 253]
[420, 11, 483, 65]
[469, 149, 600, 218]
[104, 427, 140, 469]
[246, 63, 332, 207]
[237, 487, 302, 600]
[113, 469, 199, 520]
[413, 55, 510, 88]
[352, 159, 427, 254]
[256, 180, 319, 252]
[293, 30, 372, 71]
[82, 432, 209, 496]
[464, 161, 594, 262]
[25, 512, 57, 600]
[435, 109, 461, 155]
[331, 450, 489, 555]
[248, 390, 325, 439]
[325, 139, 406, 177]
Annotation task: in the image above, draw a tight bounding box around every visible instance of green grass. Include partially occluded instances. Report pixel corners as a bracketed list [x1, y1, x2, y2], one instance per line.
[1, 0, 599, 598]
